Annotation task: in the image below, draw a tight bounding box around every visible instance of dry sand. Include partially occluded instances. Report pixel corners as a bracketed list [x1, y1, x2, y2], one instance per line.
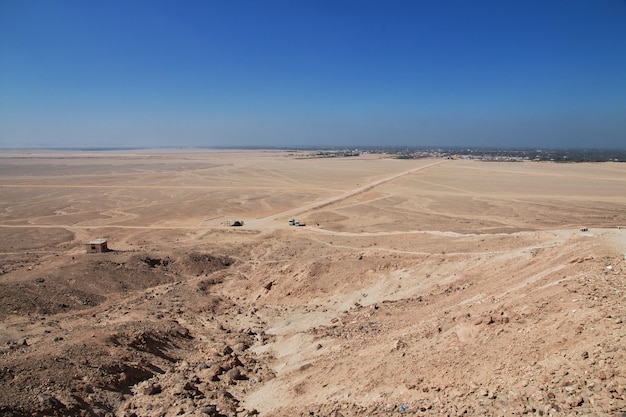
[0, 149, 625, 416]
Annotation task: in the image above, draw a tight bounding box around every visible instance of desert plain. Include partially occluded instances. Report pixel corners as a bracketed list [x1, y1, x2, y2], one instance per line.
[0, 149, 625, 417]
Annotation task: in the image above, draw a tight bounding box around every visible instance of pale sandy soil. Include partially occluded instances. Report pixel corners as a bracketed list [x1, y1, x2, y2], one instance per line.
[0, 150, 625, 417]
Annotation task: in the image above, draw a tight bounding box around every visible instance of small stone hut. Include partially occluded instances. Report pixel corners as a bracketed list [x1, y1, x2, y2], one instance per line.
[86, 238, 108, 253]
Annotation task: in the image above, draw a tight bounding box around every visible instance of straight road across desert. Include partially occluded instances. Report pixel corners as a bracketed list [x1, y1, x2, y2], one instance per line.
[249, 159, 446, 226]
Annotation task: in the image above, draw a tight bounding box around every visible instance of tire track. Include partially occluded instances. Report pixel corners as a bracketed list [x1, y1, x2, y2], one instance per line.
[248, 160, 446, 225]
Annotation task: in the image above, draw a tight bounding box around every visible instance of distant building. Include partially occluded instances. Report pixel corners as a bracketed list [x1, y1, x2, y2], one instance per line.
[86, 238, 108, 253]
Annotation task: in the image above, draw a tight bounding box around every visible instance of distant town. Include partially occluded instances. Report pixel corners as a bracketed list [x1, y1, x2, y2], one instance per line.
[3, 146, 625, 163]
[300, 147, 626, 162]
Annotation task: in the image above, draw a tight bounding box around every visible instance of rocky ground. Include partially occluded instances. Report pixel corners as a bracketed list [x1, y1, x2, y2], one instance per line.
[0, 153, 625, 416]
[1, 226, 624, 417]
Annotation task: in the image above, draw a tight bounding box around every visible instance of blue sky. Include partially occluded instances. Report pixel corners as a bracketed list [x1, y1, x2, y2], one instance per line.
[1, 0, 625, 149]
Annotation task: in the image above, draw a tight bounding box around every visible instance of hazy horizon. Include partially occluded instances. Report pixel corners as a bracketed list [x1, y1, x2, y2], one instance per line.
[1, 1, 625, 150]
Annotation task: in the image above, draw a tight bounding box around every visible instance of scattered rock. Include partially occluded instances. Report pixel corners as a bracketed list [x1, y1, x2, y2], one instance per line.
[197, 405, 218, 415]
[139, 382, 162, 395]
[569, 396, 584, 407]
[223, 366, 246, 384]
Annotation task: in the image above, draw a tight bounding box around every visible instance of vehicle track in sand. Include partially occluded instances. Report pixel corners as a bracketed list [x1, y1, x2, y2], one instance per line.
[248, 160, 446, 226]
[0, 160, 441, 233]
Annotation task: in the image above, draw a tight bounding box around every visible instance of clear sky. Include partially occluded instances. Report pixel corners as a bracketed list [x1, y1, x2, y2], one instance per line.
[1, 0, 625, 149]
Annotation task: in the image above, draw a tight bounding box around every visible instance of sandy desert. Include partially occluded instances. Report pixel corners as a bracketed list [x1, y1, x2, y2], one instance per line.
[0, 149, 625, 417]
